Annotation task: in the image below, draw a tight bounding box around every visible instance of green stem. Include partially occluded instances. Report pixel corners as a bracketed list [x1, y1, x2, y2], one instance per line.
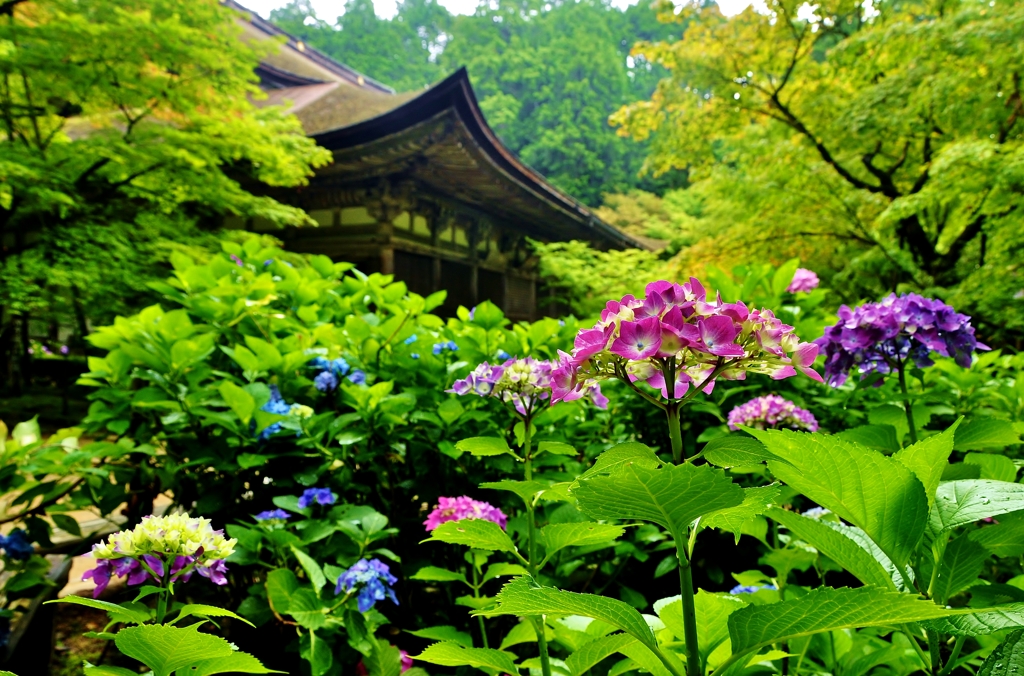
[901, 625, 932, 671]
[666, 402, 685, 464]
[926, 629, 942, 676]
[155, 565, 170, 624]
[897, 362, 918, 445]
[472, 564, 489, 648]
[521, 414, 552, 676]
[938, 636, 965, 676]
[676, 539, 702, 676]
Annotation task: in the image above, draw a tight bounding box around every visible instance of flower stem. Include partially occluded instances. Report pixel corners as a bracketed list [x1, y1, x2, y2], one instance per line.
[896, 362, 918, 445]
[471, 564, 489, 648]
[521, 414, 553, 676]
[666, 402, 685, 464]
[676, 538, 702, 676]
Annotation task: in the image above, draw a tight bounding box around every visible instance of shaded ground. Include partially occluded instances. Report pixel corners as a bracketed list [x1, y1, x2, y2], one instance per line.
[50, 606, 108, 675]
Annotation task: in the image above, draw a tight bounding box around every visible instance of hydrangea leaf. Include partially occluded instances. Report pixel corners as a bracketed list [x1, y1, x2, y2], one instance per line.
[410, 566, 469, 585]
[290, 545, 328, 592]
[480, 480, 549, 505]
[922, 604, 1024, 637]
[953, 419, 1022, 451]
[892, 421, 960, 507]
[573, 462, 744, 541]
[266, 568, 300, 615]
[366, 639, 403, 676]
[766, 509, 896, 590]
[977, 629, 1024, 675]
[426, 519, 519, 553]
[699, 485, 781, 535]
[113, 624, 236, 676]
[46, 595, 152, 625]
[407, 626, 474, 648]
[933, 533, 991, 604]
[836, 425, 901, 453]
[965, 453, 1019, 483]
[288, 588, 327, 629]
[499, 620, 543, 649]
[566, 634, 638, 676]
[173, 604, 254, 627]
[702, 436, 784, 468]
[539, 523, 626, 560]
[574, 442, 662, 483]
[538, 441, 577, 456]
[83, 666, 139, 676]
[414, 641, 520, 674]
[619, 639, 677, 676]
[727, 587, 960, 657]
[655, 592, 747, 663]
[187, 652, 284, 676]
[749, 428, 928, 568]
[218, 381, 255, 425]
[455, 437, 517, 458]
[483, 563, 529, 581]
[969, 511, 1024, 556]
[929, 481, 1024, 536]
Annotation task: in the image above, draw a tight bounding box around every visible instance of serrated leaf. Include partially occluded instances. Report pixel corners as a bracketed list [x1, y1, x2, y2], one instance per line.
[188, 652, 284, 675]
[438, 398, 465, 425]
[174, 604, 254, 627]
[219, 381, 256, 425]
[540, 523, 626, 560]
[836, 425, 901, 453]
[456, 437, 515, 457]
[893, 421, 960, 507]
[411, 566, 468, 584]
[923, 604, 1024, 636]
[655, 592, 747, 663]
[933, 533, 990, 604]
[977, 629, 1024, 675]
[727, 587, 959, 656]
[290, 545, 327, 591]
[366, 639, 403, 676]
[969, 511, 1024, 556]
[699, 485, 781, 534]
[83, 666, 139, 676]
[415, 641, 519, 674]
[750, 428, 928, 568]
[426, 519, 518, 553]
[575, 442, 662, 483]
[266, 568, 299, 615]
[481, 480, 548, 505]
[574, 462, 744, 541]
[929, 480, 1024, 535]
[965, 453, 1019, 482]
[538, 441, 577, 456]
[767, 509, 895, 589]
[407, 626, 474, 647]
[114, 624, 235, 676]
[566, 634, 637, 676]
[703, 435, 784, 468]
[47, 595, 151, 625]
[288, 588, 327, 629]
[500, 620, 540, 649]
[484, 563, 529, 581]
[954, 419, 1022, 451]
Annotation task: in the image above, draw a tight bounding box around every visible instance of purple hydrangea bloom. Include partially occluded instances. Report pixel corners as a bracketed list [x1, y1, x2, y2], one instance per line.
[230, 254, 244, 267]
[815, 293, 989, 387]
[787, 268, 819, 293]
[255, 509, 291, 521]
[424, 496, 508, 531]
[298, 487, 336, 509]
[450, 357, 606, 413]
[314, 370, 338, 392]
[727, 394, 818, 432]
[347, 370, 366, 385]
[335, 558, 399, 612]
[60, 345, 69, 355]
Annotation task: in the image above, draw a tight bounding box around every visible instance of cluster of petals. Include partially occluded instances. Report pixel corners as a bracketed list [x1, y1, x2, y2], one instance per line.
[335, 558, 399, 613]
[815, 293, 988, 387]
[727, 394, 818, 432]
[786, 268, 820, 293]
[84, 514, 235, 597]
[423, 496, 508, 532]
[551, 279, 822, 404]
[450, 356, 606, 414]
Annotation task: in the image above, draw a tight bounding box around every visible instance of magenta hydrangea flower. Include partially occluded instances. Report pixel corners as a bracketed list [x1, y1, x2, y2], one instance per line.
[552, 278, 822, 405]
[450, 356, 606, 414]
[423, 496, 508, 531]
[787, 268, 819, 293]
[815, 293, 989, 387]
[727, 394, 818, 432]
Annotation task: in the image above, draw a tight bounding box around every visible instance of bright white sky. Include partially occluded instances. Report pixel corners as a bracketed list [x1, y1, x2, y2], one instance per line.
[242, 0, 751, 22]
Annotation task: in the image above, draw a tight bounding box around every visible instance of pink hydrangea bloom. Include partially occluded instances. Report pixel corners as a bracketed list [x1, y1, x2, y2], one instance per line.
[727, 394, 818, 432]
[424, 496, 508, 531]
[551, 278, 822, 405]
[450, 356, 605, 414]
[787, 268, 819, 293]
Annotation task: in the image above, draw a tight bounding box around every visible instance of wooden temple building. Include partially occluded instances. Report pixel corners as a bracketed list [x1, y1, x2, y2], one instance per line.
[229, 2, 644, 319]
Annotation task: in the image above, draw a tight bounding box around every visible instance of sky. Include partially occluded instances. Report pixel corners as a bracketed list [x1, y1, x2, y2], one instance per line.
[241, 0, 752, 22]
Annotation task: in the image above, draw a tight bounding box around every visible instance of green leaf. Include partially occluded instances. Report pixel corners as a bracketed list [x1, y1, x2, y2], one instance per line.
[766, 509, 895, 589]
[836, 425, 901, 453]
[868, 405, 911, 444]
[456, 437, 515, 457]
[575, 442, 662, 483]
[407, 626, 474, 647]
[655, 592, 747, 663]
[500, 621, 541, 649]
[539, 523, 626, 560]
[411, 566, 469, 585]
[288, 589, 327, 629]
[566, 634, 637, 676]
[237, 453, 268, 469]
[187, 652, 284, 675]
[484, 563, 529, 581]
[114, 624, 235, 676]
[977, 629, 1024, 675]
[366, 639, 403, 676]
[892, 421, 960, 508]
[478, 577, 659, 657]
[954, 419, 1022, 451]
[933, 533, 990, 604]
[266, 568, 300, 615]
[750, 428, 928, 568]
[426, 519, 519, 553]
[51, 513, 82, 537]
[965, 453, 1019, 482]
[481, 480, 548, 505]
[923, 605, 1024, 636]
[437, 398, 464, 425]
[83, 666, 139, 676]
[290, 545, 328, 591]
[574, 462, 744, 541]
[174, 604, 254, 627]
[699, 485, 781, 535]
[219, 381, 256, 425]
[702, 435, 784, 468]
[727, 587, 959, 656]
[47, 595, 151, 625]
[538, 441, 577, 456]
[414, 642, 519, 674]
[243, 336, 284, 370]
[969, 511, 1024, 556]
[929, 480, 1024, 535]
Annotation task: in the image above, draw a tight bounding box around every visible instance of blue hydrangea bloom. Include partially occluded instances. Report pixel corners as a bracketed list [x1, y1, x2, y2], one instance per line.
[330, 358, 350, 376]
[403, 335, 418, 345]
[411, 353, 420, 359]
[254, 509, 291, 521]
[335, 558, 399, 612]
[259, 386, 291, 439]
[1, 529, 34, 561]
[729, 584, 777, 595]
[309, 356, 331, 370]
[496, 350, 511, 361]
[314, 370, 338, 392]
[432, 341, 459, 355]
[298, 487, 337, 509]
[347, 370, 366, 385]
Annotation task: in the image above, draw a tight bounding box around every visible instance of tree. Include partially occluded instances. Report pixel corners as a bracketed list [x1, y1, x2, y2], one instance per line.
[613, 0, 1024, 344]
[0, 0, 331, 388]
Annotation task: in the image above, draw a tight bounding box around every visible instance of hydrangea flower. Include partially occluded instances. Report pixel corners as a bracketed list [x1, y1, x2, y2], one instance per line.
[335, 558, 398, 612]
[801, 507, 831, 519]
[298, 487, 336, 509]
[309, 357, 354, 392]
[404, 335, 418, 345]
[314, 371, 338, 392]
[424, 496, 508, 531]
[815, 293, 989, 387]
[254, 509, 291, 521]
[348, 370, 366, 385]
[552, 279, 822, 405]
[259, 385, 292, 439]
[787, 268, 819, 293]
[451, 357, 606, 415]
[0, 529, 34, 561]
[729, 584, 777, 594]
[727, 395, 818, 432]
[432, 341, 459, 356]
[82, 514, 235, 597]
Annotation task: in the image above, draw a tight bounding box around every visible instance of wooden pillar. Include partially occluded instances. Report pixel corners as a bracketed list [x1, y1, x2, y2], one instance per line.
[468, 222, 480, 305]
